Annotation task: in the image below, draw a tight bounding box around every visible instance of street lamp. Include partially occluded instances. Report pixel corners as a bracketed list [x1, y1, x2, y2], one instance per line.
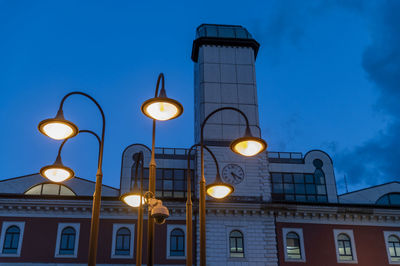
[120, 150, 146, 266]
[141, 73, 183, 266]
[38, 92, 105, 266]
[185, 144, 233, 266]
[199, 107, 267, 266]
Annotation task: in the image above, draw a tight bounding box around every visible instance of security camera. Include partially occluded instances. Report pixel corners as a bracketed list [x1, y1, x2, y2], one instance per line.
[149, 199, 169, 224]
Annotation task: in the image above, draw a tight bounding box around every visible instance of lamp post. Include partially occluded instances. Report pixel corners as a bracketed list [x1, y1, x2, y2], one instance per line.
[120, 145, 151, 266]
[199, 107, 267, 266]
[38, 92, 105, 266]
[140, 73, 183, 265]
[186, 144, 233, 266]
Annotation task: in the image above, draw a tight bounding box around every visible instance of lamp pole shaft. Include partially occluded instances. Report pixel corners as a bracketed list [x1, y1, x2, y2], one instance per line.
[147, 119, 156, 266]
[88, 171, 103, 266]
[200, 136, 206, 266]
[136, 153, 144, 266]
[186, 147, 193, 266]
[136, 198, 144, 265]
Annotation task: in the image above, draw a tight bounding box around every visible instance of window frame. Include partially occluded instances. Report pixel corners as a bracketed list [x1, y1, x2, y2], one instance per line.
[333, 229, 358, 263]
[166, 225, 186, 259]
[384, 231, 400, 264]
[0, 221, 25, 257]
[282, 228, 306, 262]
[111, 224, 134, 259]
[54, 223, 80, 258]
[229, 230, 245, 258]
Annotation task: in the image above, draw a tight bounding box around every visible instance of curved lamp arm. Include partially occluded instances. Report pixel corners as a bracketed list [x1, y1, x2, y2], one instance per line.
[57, 91, 106, 173]
[55, 129, 101, 163]
[200, 107, 249, 141]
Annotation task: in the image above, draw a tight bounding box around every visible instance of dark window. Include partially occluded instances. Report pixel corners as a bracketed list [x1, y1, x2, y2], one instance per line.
[2, 226, 20, 254]
[271, 159, 328, 203]
[59, 227, 76, 255]
[142, 168, 194, 199]
[376, 193, 400, 206]
[388, 235, 400, 262]
[229, 230, 244, 258]
[170, 228, 185, 256]
[286, 232, 301, 259]
[115, 227, 131, 255]
[337, 234, 353, 261]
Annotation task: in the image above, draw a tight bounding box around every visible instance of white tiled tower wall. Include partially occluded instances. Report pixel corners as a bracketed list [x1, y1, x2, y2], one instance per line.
[194, 40, 277, 264]
[194, 45, 261, 143]
[196, 214, 278, 266]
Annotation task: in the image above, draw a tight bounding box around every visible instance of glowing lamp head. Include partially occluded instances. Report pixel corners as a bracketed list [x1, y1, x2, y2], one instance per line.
[40, 164, 74, 183]
[230, 137, 267, 157]
[141, 97, 183, 121]
[121, 193, 145, 208]
[206, 182, 234, 199]
[38, 110, 78, 140]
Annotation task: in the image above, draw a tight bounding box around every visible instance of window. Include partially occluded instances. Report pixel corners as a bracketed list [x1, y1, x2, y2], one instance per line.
[286, 232, 301, 259]
[140, 168, 194, 199]
[333, 229, 357, 263]
[59, 227, 76, 255]
[337, 234, 353, 261]
[25, 183, 76, 196]
[282, 228, 305, 262]
[2, 226, 20, 254]
[376, 193, 400, 206]
[388, 235, 400, 262]
[115, 227, 131, 255]
[384, 231, 400, 264]
[229, 230, 244, 258]
[0, 222, 25, 257]
[271, 159, 328, 203]
[55, 223, 80, 258]
[166, 225, 186, 259]
[170, 229, 185, 257]
[111, 224, 134, 258]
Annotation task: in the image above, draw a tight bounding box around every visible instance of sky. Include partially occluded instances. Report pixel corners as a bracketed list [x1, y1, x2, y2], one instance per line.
[0, 0, 399, 194]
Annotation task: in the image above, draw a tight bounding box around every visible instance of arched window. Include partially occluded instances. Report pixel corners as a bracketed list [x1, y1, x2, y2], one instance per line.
[229, 230, 244, 258]
[337, 233, 353, 261]
[376, 193, 400, 206]
[286, 232, 301, 259]
[2, 226, 20, 254]
[170, 228, 185, 256]
[388, 235, 400, 262]
[59, 227, 76, 255]
[115, 227, 131, 255]
[25, 183, 76, 196]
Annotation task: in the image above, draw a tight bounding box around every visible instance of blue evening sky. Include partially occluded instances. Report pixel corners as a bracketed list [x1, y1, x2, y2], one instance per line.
[0, 0, 399, 193]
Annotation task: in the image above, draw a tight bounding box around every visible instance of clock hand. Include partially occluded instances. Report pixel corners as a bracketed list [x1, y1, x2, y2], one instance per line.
[230, 172, 240, 180]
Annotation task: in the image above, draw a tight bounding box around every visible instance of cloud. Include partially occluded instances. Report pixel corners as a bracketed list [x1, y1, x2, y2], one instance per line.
[335, 0, 400, 187]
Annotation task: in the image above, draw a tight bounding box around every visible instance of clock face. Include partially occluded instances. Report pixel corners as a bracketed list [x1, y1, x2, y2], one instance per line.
[222, 164, 244, 185]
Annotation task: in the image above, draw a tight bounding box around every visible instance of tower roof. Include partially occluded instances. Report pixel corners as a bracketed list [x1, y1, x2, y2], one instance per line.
[191, 24, 260, 62]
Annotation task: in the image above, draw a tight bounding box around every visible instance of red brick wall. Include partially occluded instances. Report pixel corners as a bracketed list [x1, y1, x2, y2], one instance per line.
[0, 217, 193, 265]
[277, 222, 398, 266]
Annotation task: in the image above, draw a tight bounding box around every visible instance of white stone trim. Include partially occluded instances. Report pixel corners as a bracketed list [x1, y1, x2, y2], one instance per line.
[282, 227, 306, 262]
[333, 229, 358, 263]
[384, 231, 400, 264]
[0, 221, 25, 257]
[166, 224, 186, 259]
[111, 223, 135, 259]
[54, 223, 80, 258]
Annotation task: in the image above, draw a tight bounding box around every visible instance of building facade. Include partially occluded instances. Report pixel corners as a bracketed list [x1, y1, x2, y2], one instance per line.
[0, 24, 399, 266]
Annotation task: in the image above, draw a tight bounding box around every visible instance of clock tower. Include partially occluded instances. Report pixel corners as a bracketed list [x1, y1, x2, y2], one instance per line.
[191, 24, 276, 265]
[192, 24, 270, 200]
